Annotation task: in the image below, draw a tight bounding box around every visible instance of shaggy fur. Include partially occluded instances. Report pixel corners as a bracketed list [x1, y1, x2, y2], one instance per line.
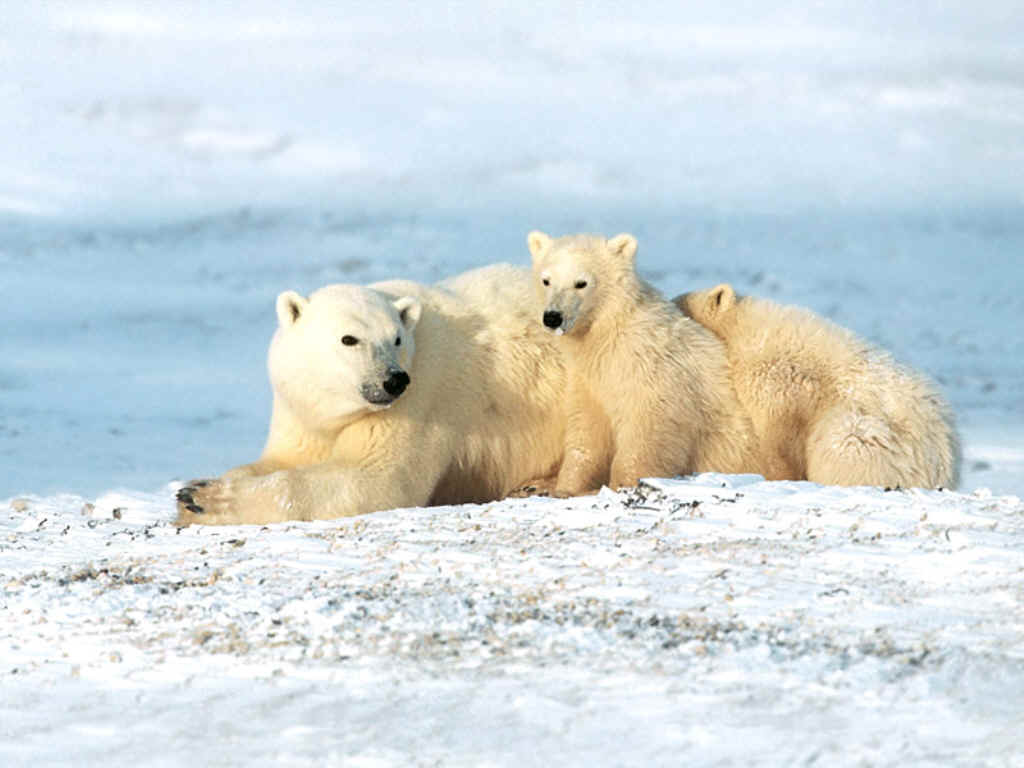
[676, 284, 960, 489]
[528, 232, 759, 496]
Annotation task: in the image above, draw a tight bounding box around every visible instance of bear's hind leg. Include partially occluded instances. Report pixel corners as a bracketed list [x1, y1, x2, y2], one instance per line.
[805, 406, 923, 488]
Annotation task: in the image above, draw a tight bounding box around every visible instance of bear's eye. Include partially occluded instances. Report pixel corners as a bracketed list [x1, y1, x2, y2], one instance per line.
[574, 280, 588, 289]
[341, 335, 359, 346]
[395, 335, 401, 347]
[542, 278, 550, 287]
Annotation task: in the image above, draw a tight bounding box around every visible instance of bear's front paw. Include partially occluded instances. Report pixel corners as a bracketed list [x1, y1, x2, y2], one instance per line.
[175, 478, 234, 526]
[506, 475, 558, 498]
[176, 481, 207, 515]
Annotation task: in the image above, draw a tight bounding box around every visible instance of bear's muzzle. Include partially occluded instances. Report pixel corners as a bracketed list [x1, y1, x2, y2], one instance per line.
[361, 367, 410, 406]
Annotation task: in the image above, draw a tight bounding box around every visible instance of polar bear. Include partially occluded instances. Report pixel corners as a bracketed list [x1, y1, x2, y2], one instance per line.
[675, 284, 960, 489]
[176, 264, 567, 525]
[526, 231, 760, 496]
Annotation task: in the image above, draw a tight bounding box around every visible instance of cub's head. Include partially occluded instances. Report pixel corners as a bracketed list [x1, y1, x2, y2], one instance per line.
[674, 283, 738, 336]
[268, 284, 422, 430]
[526, 231, 638, 337]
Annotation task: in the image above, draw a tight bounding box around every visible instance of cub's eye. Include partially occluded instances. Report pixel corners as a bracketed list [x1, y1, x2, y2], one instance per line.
[574, 280, 588, 289]
[542, 278, 550, 286]
[395, 335, 402, 347]
[341, 335, 359, 346]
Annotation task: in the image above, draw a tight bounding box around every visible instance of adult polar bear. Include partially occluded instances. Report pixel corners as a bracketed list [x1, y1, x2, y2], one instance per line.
[176, 265, 566, 526]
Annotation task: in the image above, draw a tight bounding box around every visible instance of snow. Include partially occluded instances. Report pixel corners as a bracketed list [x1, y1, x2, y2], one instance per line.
[3, 479, 1024, 765]
[2, 2, 1023, 765]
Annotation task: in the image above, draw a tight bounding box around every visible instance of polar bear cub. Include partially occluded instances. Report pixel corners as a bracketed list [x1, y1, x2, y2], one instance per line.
[527, 231, 759, 496]
[677, 284, 960, 489]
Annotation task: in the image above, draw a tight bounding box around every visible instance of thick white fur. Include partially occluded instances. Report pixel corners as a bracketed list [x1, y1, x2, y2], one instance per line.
[528, 232, 759, 496]
[676, 284, 960, 489]
[176, 265, 567, 525]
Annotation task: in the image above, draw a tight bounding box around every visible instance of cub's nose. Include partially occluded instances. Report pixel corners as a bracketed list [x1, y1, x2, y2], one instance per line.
[543, 310, 563, 329]
[382, 369, 410, 397]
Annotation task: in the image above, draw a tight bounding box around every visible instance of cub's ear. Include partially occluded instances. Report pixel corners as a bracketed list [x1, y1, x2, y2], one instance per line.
[706, 283, 736, 314]
[393, 296, 422, 331]
[607, 233, 638, 266]
[276, 290, 308, 328]
[527, 230, 553, 262]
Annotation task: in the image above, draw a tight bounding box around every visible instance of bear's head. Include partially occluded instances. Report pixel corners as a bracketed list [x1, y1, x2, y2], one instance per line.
[268, 284, 422, 431]
[674, 283, 738, 337]
[526, 231, 638, 337]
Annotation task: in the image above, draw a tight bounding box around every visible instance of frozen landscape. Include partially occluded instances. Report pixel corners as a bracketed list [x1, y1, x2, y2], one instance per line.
[2, 2, 1023, 765]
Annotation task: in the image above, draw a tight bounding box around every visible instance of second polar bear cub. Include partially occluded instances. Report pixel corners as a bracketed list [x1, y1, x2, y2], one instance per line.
[677, 284, 960, 489]
[528, 231, 759, 496]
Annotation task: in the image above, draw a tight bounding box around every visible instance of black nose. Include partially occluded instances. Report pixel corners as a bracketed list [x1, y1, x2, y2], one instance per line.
[543, 310, 563, 329]
[382, 370, 410, 397]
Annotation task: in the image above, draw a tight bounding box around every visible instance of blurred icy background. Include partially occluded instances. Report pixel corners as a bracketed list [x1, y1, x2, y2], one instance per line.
[2, 0, 1022, 498]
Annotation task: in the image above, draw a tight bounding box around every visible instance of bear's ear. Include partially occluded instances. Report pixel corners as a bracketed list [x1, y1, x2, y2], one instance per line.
[276, 290, 308, 328]
[393, 296, 422, 332]
[607, 233, 638, 266]
[706, 283, 736, 314]
[527, 231, 552, 262]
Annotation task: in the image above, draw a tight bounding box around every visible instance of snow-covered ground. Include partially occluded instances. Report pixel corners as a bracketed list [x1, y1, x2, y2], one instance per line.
[3, 477, 1023, 765]
[2, 2, 1023, 765]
